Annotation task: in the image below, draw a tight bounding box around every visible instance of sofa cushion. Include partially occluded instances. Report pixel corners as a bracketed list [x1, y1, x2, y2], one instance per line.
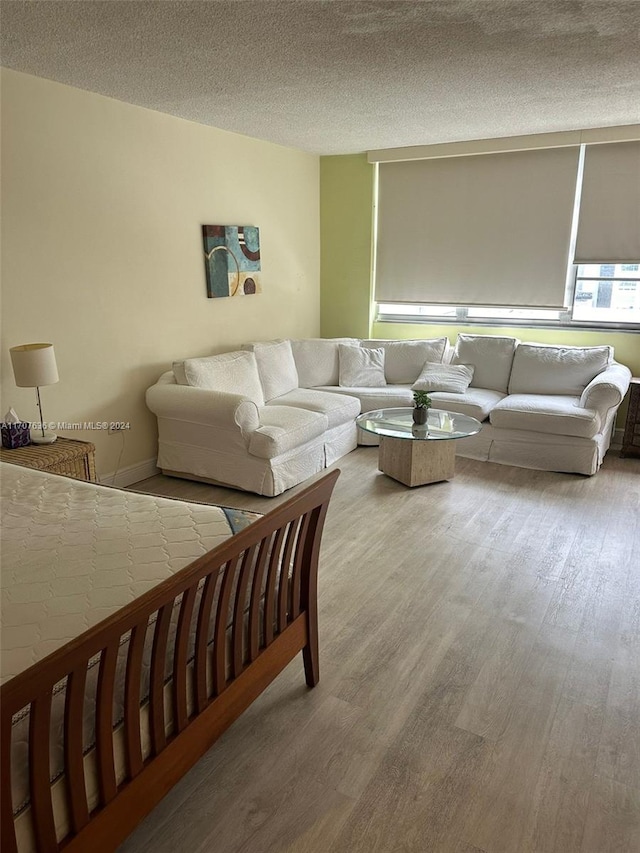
[361, 338, 448, 383]
[290, 338, 360, 388]
[412, 362, 474, 394]
[452, 334, 518, 393]
[248, 340, 299, 402]
[428, 388, 505, 421]
[508, 343, 613, 396]
[316, 385, 414, 411]
[268, 388, 360, 429]
[181, 351, 265, 405]
[489, 394, 601, 439]
[339, 345, 386, 387]
[248, 407, 327, 459]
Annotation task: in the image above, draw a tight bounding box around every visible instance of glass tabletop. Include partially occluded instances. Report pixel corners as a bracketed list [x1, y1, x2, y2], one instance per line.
[355, 408, 482, 441]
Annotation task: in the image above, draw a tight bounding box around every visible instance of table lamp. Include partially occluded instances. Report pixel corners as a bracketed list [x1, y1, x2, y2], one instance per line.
[9, 343, 59, 444]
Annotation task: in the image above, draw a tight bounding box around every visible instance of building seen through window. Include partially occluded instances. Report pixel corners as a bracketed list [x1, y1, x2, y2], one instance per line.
[573, 263, 640, 323]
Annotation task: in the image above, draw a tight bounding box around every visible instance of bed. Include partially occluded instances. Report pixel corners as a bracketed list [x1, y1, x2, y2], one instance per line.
[0, 461, 339, 852]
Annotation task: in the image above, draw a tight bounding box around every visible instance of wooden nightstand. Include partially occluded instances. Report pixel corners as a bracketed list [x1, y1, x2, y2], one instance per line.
[0, 436, 97, 482]
[621, 377, 640, 459]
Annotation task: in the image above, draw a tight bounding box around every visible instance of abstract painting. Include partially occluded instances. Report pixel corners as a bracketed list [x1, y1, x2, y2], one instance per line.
[202, 225, 261, 298]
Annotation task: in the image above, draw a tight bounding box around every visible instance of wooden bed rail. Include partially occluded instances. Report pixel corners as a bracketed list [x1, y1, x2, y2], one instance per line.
[1, 469, 339, 853]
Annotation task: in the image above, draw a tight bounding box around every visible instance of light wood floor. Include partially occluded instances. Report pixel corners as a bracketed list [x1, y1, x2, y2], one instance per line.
[120, 450, 640, 853]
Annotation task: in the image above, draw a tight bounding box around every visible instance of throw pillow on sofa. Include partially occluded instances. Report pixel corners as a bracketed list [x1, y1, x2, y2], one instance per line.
[339, 345, 386, 387]
[412, 362, 474, 394]
[181, 351, 265, 405]
[361, 338, 448, 383]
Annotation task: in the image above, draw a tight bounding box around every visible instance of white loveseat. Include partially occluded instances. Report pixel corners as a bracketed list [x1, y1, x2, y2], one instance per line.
[146, 335, 631, 495]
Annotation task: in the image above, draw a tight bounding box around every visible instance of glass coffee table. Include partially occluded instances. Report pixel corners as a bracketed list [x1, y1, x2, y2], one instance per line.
[355, 407, 482, 487]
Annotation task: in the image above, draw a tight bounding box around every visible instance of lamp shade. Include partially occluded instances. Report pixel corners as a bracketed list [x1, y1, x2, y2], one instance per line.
[10, 343, 59, 387]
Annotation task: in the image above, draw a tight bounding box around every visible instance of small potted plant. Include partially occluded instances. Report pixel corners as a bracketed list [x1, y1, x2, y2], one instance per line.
[412, 390, 432, 425]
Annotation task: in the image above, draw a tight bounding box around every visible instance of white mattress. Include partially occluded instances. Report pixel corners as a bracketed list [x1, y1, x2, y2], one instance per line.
[0, 462, 261, 842]
[1, 462, 259, 684]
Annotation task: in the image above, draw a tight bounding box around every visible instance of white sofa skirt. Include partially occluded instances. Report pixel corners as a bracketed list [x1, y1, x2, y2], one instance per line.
[356, 410, 616, 476]
[457, 421, 612, 476]
[157, 421, 357, 497]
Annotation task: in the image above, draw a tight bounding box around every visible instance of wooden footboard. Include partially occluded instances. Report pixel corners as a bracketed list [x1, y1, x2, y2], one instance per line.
[1, 469, 339, 853]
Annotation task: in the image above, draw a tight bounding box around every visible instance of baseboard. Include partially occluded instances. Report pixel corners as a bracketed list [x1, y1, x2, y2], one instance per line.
[104, 429, 626, 485]
[99, 457, 159, 488]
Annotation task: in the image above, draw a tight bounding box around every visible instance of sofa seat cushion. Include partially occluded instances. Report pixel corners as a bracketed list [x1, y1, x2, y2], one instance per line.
[489, 394, 601, 438]
[452, 334, 519, 393]
[428, 388, 505, 421]
[249, 407, 328, 459]
[361, 338, 448, 383]
[508, 343, 613, 396]
[315, 385, 414, 411]
[268, 388, 361, 429]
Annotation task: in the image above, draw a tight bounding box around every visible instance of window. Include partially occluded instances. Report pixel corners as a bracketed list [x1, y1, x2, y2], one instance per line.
[375, 139, 640, 330]
[379, 304, 460, 319]
[378, 263, 640, 328]
[572, 263, 640, 324]
[378, 304, 567, 325]
[375, 148, 579, 310]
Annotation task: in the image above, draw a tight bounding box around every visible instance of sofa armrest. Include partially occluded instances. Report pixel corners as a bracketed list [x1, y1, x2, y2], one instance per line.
[146, 382, 260, 433]
[579, 362, 632, 415]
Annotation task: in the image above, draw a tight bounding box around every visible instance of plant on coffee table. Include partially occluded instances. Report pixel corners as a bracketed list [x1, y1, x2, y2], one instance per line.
[412, 390, 432, 425]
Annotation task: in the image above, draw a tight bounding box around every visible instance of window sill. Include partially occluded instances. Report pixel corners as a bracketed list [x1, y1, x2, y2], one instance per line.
[376, 315, 640, 333]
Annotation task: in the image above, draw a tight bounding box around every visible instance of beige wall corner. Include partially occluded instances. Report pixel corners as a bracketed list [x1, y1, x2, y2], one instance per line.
[1, 69, 320, 478]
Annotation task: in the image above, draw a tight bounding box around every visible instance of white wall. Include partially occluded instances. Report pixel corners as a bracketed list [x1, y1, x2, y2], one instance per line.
[1, 70, 320, 478]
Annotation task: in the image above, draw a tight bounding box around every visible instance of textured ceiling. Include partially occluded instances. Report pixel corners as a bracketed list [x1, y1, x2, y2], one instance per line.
[2, 0, 639, 155]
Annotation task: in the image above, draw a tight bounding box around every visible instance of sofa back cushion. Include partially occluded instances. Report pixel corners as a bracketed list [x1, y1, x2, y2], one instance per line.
[290, 338, 360, 387]
[361, 338, 448, 384]
[248, 340, 299, 402]
[452, 334, 519, 393]
[180, 351, 265, 404]
[338, 345, 386, 387]
[509, 343, 613, 396]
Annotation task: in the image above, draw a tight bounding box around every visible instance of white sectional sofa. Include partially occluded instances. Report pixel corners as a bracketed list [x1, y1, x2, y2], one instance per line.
[146, 335, 632, 495]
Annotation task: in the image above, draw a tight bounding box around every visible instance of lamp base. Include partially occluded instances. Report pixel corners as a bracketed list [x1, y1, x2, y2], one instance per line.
[31, 431, 57, 445]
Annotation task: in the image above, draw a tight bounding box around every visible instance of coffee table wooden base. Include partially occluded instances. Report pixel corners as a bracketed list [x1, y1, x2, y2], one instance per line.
[378, 435, 456, 486]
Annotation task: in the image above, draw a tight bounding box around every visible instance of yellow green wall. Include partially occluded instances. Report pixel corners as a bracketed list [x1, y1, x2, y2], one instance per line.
[320, 154, 375, 338]
[320, 153, 640, 383]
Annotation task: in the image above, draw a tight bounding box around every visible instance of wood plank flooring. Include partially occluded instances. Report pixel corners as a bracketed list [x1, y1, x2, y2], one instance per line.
[120, 450, 640, 853]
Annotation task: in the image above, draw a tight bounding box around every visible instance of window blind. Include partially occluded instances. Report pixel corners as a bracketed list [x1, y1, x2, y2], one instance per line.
[574, 141, 640, 263]
[375, 147, 581, 309]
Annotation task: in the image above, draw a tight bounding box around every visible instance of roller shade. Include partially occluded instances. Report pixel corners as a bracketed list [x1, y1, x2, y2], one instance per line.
[376, 147, 581, 308]
[574, 141, 640, 263]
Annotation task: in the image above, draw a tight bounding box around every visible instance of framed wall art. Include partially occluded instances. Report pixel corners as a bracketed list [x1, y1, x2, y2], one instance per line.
[202, 225, 261, 298]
